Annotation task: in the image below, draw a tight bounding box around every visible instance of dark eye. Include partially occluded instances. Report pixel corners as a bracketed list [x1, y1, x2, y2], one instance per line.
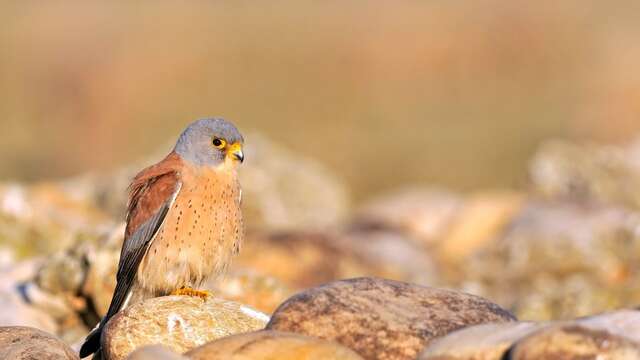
[212, 138, 226, 149]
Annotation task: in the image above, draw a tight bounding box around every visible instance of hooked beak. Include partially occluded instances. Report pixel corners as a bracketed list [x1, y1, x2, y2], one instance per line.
[228, 143, 244, 163]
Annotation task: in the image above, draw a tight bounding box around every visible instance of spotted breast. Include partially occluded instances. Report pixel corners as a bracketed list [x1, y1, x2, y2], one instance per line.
[136, 162, 243, 295]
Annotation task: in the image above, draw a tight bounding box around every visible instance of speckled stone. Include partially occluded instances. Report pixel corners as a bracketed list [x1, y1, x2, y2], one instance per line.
[103, 295, 269, 360]
[186, 330, 364, 360]
[509, 324, 640, 360]
[266, 277, 516, 360]
[0, 326, 78, 360]
[419, 322, 546, 360]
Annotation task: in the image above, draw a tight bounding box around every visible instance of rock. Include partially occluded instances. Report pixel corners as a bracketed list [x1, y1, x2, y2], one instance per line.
[353, 188, 462, 247]
[210, 268, 294, 314]
[418, 322, 546, 360]
[575, 309, 640, 343]
[0, 290, 57, 334]
[340, 228, 438, 287]
[457, 200, 640, 320]
[126, 345, 187, 360]
[81, 223, 125, 318]
[530, 138, 640, 209]
[0, 326, 78, 360]
[0, 182, 112, 258]
[436, 191, 524, 265]
[103, 295, 269, 360]
[508, 324, 640, 360]
[186, 330, 364, 360]
[234, 231, 406, 289]
[267, 277, 516, 360]
[239, 133, 350, 230]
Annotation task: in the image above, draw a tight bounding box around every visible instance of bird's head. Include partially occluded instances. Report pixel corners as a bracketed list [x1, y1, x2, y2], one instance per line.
[174, 118, 244, 168]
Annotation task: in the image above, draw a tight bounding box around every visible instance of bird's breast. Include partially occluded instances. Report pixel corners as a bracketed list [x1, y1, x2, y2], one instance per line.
[137, 166, 243, 294]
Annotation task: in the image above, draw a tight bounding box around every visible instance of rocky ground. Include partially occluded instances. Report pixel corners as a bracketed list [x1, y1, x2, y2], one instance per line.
[2, 134, 640, 359]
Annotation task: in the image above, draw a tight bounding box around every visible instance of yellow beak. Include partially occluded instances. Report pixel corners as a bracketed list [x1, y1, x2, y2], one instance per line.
[228, 143, 244, 163]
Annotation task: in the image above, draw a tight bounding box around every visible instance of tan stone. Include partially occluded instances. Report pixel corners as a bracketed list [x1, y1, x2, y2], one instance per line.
[267, 277, 516, 360]
[186, 330, 364, 360]
[103, 295, 269, 360]
[510, 324, 640, 360]
[234, 232, 401, 289]
[419, 322, 546, 360]
[126, 345, 187, 360]
[0, 326, 78, 360]
[438, 191, 524, 264]
[211, 268, 294, 314]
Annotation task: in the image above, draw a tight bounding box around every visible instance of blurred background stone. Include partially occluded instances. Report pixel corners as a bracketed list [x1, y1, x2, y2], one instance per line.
[454, 200, 640, 320]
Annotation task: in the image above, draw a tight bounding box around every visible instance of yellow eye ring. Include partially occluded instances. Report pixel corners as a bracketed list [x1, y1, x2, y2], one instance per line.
[212, 138, 226, 149]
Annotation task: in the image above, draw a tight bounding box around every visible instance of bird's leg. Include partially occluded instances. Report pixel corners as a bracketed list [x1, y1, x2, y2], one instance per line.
[170, 286, 212, 300]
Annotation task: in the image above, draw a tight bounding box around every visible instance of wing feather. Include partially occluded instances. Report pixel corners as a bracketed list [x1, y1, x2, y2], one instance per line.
[79, 152, 183, 358]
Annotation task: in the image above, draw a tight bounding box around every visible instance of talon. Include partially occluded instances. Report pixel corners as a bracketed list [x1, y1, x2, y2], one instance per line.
[170, 286, 211, 300]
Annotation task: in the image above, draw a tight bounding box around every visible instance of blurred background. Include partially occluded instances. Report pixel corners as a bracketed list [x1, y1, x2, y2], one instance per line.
[2, 1, 639, 200]
[2, 0, 640, 349]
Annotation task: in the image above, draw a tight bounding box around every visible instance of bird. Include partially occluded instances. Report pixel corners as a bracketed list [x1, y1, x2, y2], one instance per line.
[79, 118, 245, 359]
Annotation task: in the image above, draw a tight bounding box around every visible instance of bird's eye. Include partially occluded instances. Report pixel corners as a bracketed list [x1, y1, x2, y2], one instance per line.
[212, 138, 226, 149]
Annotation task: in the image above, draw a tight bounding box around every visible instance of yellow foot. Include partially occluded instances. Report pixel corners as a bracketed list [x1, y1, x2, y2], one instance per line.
[170, 286, 212, 300]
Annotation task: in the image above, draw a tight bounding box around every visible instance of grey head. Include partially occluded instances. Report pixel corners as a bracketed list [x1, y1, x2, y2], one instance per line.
[174, 118, 245, 167]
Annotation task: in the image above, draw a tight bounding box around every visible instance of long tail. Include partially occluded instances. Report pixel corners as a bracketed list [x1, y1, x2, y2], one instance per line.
[79, 277, 135, 358]
[79, 321, 104, 358]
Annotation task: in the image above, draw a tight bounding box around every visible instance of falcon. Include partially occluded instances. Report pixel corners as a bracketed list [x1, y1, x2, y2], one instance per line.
[80, 118, 245, 358]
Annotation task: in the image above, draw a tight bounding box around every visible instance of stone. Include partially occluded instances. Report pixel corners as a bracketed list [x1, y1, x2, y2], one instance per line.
[353, 188, 462, 247]
[234, 232, 403, 289]
[457, 200, 640, 320]
[529, 138, 640, 209]
[210, 268, 294, 314]
[418, 322, 546, 360]
[0, 290, 57, 334]
[575, 309, 640, 343]
[126, 345, 187, 360]
[103, 295, 269, 360]
[267, 277, 516, 360]
[0, 326, 78, 360]
[186, 330, 364, 360]
[509, 324, 640, 360]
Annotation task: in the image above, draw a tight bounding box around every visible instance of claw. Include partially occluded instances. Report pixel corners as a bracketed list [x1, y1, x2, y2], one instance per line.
[170, 286, 211, 300]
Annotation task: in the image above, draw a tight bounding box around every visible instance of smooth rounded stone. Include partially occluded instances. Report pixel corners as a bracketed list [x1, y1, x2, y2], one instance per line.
[0, 290, 57, 333]
[103, 295, 269, 360]
[186, 330, 364, 360]
[209, 268, 294, 314]
[234, 232, 403, 289]
[575, 309, 640, 343]
[419, 322, 546, 360]
[460, 200, 640, 320]
[353, 188, 463, 247]
[267, 277, 516, 360]
[509, 324, 640, 360]
[126, 345, 187, 360]
[0, 326, 78, 360]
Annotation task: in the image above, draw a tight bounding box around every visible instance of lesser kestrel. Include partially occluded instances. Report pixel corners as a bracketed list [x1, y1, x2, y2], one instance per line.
[80, 118, 245, 358]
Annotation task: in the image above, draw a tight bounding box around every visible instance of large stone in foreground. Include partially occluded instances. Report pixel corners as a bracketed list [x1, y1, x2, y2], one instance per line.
[0, 326, 78, 360]
[509, 324, 640, 360]
[103, 295, 269, 360]
[419, 322, 546, 360]
[125, 345, 187, 360]
[266, 277, 516, 360]
[186, 330, 364, 360]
